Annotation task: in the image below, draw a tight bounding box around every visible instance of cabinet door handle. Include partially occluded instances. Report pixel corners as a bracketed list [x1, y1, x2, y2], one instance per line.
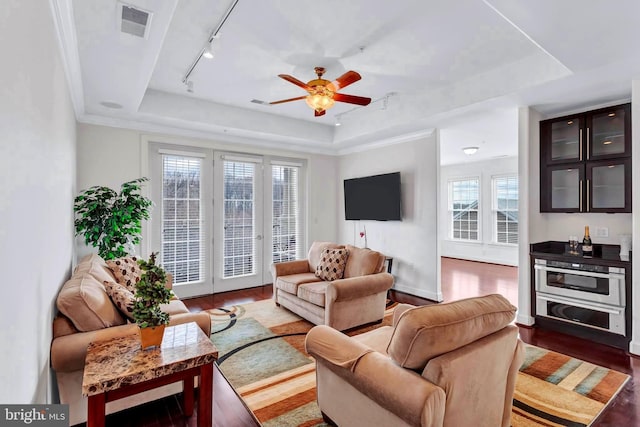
[579, 179, 583, 212]
[579, 128, 583, 161]
[586, 179, 590, 212]
[586, 127, 590, 159]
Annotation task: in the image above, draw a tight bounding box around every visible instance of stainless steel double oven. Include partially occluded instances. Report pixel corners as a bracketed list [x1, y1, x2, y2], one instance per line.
[534, 258, 626, 335]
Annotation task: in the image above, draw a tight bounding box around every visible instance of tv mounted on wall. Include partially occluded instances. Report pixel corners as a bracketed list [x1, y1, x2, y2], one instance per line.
[344, 172, 402, 221]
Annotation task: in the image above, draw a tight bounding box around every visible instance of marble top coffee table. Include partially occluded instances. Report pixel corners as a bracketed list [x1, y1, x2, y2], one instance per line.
[82, 322, 218, 427]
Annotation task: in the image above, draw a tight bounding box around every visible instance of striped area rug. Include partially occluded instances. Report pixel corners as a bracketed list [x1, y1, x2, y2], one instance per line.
[208, 300, 629, 427]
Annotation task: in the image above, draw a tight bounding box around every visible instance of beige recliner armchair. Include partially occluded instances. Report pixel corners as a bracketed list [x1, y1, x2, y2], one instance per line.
[305, 294, 524, 427]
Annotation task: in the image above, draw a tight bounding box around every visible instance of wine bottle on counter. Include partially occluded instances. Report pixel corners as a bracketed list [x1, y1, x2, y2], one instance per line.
[582, 226, 593, 257]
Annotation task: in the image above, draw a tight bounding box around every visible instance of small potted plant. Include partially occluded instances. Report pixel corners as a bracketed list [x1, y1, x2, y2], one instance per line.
[132, 252, 173, 349]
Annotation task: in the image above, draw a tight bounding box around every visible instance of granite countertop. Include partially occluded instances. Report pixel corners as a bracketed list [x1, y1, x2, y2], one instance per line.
[82, 322, 218, 396]
[530, 241, 631, 267]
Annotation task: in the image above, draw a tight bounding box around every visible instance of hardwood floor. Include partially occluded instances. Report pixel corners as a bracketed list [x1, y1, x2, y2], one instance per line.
[94, 258, 637, 426]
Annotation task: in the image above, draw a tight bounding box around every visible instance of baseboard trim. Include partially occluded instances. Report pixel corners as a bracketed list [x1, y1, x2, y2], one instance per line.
[629, 340, 640, 355]
[392, 284, 442, 302]
[516, 314, 535, 326]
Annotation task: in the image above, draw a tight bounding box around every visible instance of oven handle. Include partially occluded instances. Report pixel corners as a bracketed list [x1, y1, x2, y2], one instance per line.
[537, 294, 624, 314]
[534, 264, 625, 280]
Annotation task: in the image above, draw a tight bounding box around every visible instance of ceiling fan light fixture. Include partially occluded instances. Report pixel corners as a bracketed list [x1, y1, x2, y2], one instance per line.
[463, 146, 479, 155]
[305, 93, 335, 112]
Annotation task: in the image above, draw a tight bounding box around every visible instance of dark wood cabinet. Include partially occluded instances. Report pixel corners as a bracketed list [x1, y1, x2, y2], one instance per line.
[540, 103, 631, 212]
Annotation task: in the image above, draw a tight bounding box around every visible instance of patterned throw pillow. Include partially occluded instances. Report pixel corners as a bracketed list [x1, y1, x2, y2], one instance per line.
[315, 248, 349, 281]
[106, 257, 141, 293]
[104, 280, 135, 321]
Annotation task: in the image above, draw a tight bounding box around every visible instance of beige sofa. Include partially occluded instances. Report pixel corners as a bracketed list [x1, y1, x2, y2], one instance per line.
[271, 241, 394, 331]
[305, 294, 525, 427]
[50, 253, 211, 426]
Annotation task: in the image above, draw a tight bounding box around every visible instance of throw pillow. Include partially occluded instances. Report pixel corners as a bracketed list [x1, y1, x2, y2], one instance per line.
[106, 256, 141, 293]
[315, 248, 349, 281]
[104, 280, 135, 321]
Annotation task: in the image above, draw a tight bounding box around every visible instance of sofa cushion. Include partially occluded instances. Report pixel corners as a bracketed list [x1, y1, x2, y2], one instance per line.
[106, 256, 142, 293]
[308, 241, 345, 272]
[104, 280, 135, 320]
[160, 299, 189, 315]
[344, 245, 385, 278]
[276, 273, 322, 295]
[73, 253, 117, 285]
[57, 273, 126, 332]
[297, 282, 329, 307]
[315, 248, 349, 281]
[387, 294, 517, 370]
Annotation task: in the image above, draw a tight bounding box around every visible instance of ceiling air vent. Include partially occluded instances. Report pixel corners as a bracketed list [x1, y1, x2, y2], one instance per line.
[118, 2, 152, 39]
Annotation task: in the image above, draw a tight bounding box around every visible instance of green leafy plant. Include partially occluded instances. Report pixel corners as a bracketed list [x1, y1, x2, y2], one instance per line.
[132, 252, 172, 328]
[74, 178, 153, 260]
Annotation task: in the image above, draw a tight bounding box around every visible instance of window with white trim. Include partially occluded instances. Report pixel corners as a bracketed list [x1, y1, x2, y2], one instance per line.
[449, 178, 480, 241]
[161, 154, 205, 284]
[493, 175, 518, 244]
[272, 164, 301, 263]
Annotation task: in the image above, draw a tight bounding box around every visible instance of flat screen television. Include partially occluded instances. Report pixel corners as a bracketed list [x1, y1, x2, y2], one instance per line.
[344, 172, 402, 221]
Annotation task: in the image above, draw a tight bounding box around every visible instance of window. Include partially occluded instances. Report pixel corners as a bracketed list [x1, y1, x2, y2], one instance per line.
[449, 178, 480, 241]
[222, 160, 256, 278]
[161, 154, 204, 284]
[493, 175, 518, 244]
[272, 164, 301, 263]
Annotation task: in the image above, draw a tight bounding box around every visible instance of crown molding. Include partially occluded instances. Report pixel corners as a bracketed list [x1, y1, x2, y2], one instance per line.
[49, 0, 84, 118]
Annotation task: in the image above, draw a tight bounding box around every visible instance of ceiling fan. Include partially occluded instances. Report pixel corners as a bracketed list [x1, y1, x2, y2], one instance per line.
[269, 67, 372, 117]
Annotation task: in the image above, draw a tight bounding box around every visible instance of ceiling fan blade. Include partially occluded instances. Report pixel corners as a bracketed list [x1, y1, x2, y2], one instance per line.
[314, 109, 326, 117]
[330, 71, 361, 91]
[269, 96, 307, 105]
[278, 74, 311, 91]
[333, 93, 371, 106]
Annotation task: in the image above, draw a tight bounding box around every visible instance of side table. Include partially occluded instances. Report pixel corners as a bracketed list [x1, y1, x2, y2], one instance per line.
[82, 322, 218, 427]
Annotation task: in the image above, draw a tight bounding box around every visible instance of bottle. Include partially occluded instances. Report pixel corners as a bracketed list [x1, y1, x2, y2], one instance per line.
[582, 226, 593, 257]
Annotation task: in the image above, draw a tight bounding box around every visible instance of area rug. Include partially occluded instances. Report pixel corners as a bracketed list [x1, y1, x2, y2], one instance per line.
[207, 300, 629, 427]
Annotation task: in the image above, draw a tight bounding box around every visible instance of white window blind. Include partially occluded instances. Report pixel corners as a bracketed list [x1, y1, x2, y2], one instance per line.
[272, 164, 301, 263]
[161, 155, 204, 284]
[223, 160, 256, 278]
[493, 175, 519, 244]
[449, 178, 480, 241]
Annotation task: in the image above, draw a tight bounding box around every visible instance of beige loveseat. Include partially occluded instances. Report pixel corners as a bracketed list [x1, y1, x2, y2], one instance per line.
[271, 241, 394, 331]
[50, 253, 211, 426]
[305, 294, 524, 427]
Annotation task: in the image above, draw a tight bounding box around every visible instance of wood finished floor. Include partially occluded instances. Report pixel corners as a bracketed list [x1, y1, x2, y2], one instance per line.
[91, 257, 638, 427]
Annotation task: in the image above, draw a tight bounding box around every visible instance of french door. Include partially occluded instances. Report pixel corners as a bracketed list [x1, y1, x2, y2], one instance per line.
[150, 147, 213, 298]
[149, 144, 304, 296]
[213, 153, 265, 292]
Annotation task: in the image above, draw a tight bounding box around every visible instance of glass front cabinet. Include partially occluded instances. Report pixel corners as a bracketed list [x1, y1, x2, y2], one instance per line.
[540, 103, 631, 213]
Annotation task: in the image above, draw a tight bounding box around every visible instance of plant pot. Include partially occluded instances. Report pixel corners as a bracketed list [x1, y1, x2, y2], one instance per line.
[139, 324, 166, 349]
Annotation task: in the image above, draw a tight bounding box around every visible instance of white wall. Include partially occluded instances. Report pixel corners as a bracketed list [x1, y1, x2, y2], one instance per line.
[440, 157, 519, 266]
[0, 2, 76, 404]
[76, 123, 339, 259]
[338, 135, 441, 301]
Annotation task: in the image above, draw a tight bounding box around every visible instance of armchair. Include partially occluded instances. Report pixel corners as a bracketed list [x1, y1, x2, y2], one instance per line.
[305, 294, 524, 427]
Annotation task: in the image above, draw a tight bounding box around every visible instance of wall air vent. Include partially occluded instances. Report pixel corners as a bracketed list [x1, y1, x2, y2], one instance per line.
[118, 2, 152, 39]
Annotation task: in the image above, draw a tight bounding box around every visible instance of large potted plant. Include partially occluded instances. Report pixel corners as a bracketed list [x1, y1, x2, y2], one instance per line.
[74, 177, 153, 260]
[132, 252, 173, 349]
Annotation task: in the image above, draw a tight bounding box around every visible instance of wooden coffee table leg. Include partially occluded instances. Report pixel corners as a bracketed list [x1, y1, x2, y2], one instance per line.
[87, 393, 106, 427]
[183, 376, 194, 416]
[198, 363, 213, 427]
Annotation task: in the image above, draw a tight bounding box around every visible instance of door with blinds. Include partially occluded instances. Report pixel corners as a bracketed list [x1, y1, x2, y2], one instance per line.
[149, 144, 305, 296]
[213, 153, 265, 292]
[149, 147, 213, 298]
